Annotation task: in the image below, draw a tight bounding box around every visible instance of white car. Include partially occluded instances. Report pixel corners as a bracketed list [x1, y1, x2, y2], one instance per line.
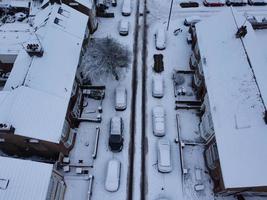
[154, 27, 166, 50]
[115, 86, 127, 110]
[105, 159, 121, 192]
[152, 106, 165, 136]
[184, 16, 201, 26]
[122, 0, 131, 16]
[157, 138, 172, 173]
[119, 20, 129, 36]
[152, 75, 164, 98]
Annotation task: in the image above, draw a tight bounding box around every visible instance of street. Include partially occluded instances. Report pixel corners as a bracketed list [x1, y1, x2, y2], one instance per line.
[63, 0, 267, 200]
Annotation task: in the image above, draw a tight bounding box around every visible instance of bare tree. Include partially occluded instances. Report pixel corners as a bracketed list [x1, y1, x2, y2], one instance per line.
[80, 37, 131, 83]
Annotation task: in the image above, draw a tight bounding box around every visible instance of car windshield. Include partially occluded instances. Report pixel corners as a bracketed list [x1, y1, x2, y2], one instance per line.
[110, 135, 122, 143]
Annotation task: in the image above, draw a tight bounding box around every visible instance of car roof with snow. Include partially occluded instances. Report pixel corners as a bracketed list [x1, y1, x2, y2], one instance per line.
[111, 116, 122, 135]
[153, 106, 164, 116]
[195, 8, 267, 188]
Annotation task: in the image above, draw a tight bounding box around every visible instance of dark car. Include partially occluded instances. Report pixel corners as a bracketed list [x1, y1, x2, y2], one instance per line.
[153, 54, 164, 73]
[109, 117, 124, 152]
[180, 1, 199, 7]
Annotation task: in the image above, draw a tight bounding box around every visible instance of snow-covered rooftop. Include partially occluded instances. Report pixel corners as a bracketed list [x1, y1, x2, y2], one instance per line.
[0, 156, 53, 200]
[0, 0, 30, 8]
[0, 23, 33, 56]
[196, 8, 267, 189]
[0, 4, 88, 143]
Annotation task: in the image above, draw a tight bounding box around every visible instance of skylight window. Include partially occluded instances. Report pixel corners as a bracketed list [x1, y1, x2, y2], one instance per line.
[0, 179, 9, 190]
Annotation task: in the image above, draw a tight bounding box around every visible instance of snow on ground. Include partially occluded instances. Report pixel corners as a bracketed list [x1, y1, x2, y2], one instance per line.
[146, 1, 267, 200]
[63, 0, 267, 199]
[145, 7, 190, 200]
[64, 0, 137, 199]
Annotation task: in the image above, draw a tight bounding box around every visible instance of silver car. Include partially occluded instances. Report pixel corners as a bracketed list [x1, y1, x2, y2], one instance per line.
[152, 75, 164, 98]
[115, 86, 127, 111]
[119, 20, 129, 36]
[157, 138, 172, 173]
[152, 106, 165, 136]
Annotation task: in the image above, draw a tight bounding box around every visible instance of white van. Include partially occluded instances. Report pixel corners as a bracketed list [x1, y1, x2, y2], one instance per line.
[122, 0, 131, 16]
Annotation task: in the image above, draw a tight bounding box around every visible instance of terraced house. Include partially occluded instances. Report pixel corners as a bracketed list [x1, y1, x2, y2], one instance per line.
[0, 2, 91, 159]
[190, 9, 267, 195]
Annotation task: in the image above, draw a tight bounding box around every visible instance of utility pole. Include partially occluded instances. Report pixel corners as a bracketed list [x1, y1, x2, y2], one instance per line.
[167, 0, 174, 31]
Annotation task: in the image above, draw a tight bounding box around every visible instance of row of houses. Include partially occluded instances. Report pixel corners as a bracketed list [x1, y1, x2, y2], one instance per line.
[0, 0, 98, 199]
[190, 8, 267, 196]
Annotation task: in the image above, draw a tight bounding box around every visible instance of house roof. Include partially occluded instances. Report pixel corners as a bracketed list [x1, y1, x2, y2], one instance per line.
[0, 4, 88, 143]
[195, 8, 267, 189]
[0, 23, 33, 56]
[0, 86, 68, 142]
[0, 156, 53, 200]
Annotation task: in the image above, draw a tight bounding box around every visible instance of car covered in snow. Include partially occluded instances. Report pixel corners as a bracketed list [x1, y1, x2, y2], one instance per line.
[109, 116, 124, 152]
[115, 85, 127, 110]
[152, 106, 165, 137]
[152, 75, 164, 98]
[105, 159, 121, 192]
[119, 20, 129, 36]
[248, 0, 267, 5]
[184, 16, 201, 26]
[122, 0, 131, 16]
[157, 138, 172, 173]
[203, 0, 225, 6]
[154, 27, 166, 50]
[226, 0, 247, 6]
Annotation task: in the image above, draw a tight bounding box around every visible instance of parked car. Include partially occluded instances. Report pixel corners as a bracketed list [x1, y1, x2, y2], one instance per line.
[203, 0, 225, 6]
[248, 0, 267, 5]
[157, 138, 172, 173]
[118, 20, 129, 36]
[122, 0, 131, 16]
[152, 106, 165, 136]
[105, 159, 121, 192]
[152, 75, 164, 98]
[109, 116, 124, 152]
[115, 86, 127, 110]
[153, 54, 164, 73]
[112, 0, 117, 6]
[180, 1, 199, 7]
[154, 27, 166, 50]
[184, 16, 201, 26]
[226, 0, 247, 6]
